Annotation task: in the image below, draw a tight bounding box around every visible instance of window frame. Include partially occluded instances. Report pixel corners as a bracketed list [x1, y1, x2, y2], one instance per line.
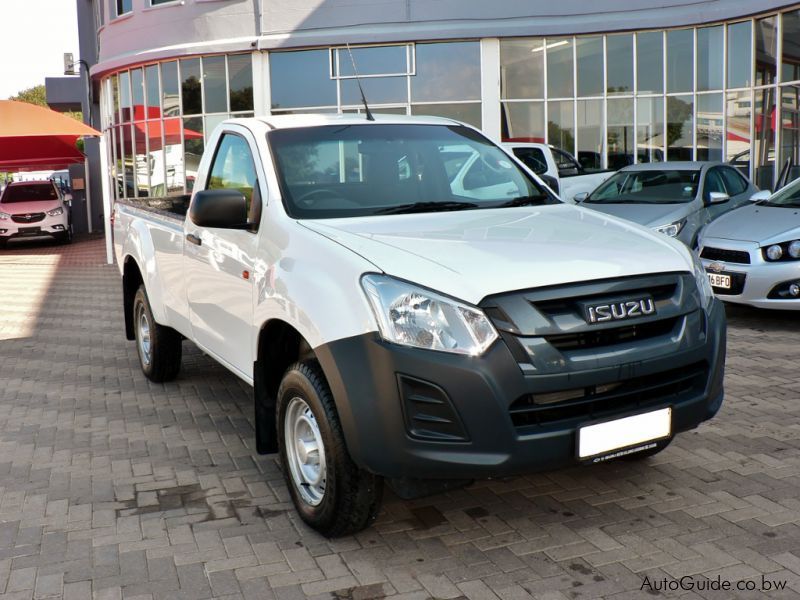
[204, 130, 262, 232]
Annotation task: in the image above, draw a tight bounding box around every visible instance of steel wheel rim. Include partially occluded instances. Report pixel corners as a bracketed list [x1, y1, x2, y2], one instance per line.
[284, 396, 327, 506]
[136, 304, 152, 366]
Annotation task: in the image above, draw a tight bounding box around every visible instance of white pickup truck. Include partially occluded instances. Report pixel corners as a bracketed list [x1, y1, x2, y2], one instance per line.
[503, 142, 615, 202]
[114, 114, 726, 536]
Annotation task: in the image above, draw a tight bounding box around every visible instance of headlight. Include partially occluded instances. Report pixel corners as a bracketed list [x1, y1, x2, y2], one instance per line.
[46, 207, 64, 216]
[692, 253, 714, 311]
[789, 241, 800, 258]
[766, 244, 784, 261]
[653, 219, 686, 238]
[361, 274, 498, 356]
[0, 211, 9, 220]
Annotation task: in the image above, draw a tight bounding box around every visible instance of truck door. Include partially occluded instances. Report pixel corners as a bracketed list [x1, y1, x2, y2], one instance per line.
[184, 130, 263, 379]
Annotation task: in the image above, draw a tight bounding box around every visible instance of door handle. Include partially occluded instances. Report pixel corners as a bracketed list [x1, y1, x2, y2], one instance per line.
[186, 233, 202, 246]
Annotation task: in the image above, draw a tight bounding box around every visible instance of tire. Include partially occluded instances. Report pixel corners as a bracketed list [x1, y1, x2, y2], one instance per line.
[620, 437, 672, 460]
[277, 361, 383, 537]
[0, 238, 7, 249]
[133, 285, 182, 382]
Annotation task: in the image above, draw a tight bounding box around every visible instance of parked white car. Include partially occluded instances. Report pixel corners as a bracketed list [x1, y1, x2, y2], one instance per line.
[0, 180, 72, 247]
[502, 142, 615, 202]
[114, 114, 726, 536]
[698, 177, 800, 309]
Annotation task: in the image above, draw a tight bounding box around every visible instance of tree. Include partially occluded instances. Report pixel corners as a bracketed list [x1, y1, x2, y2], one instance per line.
[8, 84, 83, 123]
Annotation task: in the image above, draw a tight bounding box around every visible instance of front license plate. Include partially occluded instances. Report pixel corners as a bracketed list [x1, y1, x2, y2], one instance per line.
[17, 227, 41, 235]
[707, 273, 731, 289]
[578, 407, 671, 460]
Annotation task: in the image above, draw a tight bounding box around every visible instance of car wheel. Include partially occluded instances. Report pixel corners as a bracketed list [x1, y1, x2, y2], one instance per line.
[0, 238, 6, 249]
[277, 361, 383, 537]
[620, 438, 672, 460]
[133, 285, 182, 382]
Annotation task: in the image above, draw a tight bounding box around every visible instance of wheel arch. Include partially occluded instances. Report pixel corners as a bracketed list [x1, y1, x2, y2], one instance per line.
[253, 318, 315, 454]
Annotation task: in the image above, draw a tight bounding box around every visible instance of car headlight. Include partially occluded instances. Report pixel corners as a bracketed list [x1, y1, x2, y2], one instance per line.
[0, 211, 9, 220]
[692, 253, 714, 311]
[46, 207, 64, 217]
[361, 274, 498, 355]
[763, 240, 800, 261]
[653, 219, 686, 238]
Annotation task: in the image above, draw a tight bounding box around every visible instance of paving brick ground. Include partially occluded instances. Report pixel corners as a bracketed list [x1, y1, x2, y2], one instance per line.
[2, 236, 800, 599]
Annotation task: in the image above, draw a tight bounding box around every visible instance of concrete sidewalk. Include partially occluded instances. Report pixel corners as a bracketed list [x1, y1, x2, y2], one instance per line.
[1, 236, 800, 599]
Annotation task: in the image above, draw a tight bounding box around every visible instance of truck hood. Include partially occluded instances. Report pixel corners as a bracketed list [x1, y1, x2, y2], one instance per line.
[0, 199, 61, 215]
[300, 205, 694, 305]
[581, 202, 691, 229]
[702, 203, 800, 243]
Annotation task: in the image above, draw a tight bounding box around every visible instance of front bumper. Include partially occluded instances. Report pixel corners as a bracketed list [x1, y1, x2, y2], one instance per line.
[700, 238, 800, 310]
[316, 297, 726, 480]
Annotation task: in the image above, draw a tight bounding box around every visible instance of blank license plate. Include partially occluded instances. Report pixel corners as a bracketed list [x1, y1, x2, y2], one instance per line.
[17, 227, 41, 234]
[578, 407, 671, 460]
[707, 273, 731, 289]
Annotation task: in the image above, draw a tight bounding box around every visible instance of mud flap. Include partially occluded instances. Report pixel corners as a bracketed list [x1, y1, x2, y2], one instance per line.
[253, 360, 277, 454]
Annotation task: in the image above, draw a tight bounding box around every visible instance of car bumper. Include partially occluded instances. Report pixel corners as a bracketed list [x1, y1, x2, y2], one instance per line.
[0, 215, 68, 240]
[700, 238, 800, 310]
[315, 299, 726, 480]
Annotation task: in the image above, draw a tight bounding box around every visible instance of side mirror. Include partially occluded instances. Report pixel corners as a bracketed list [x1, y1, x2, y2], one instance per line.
[749, 189, 771, 202]
[189, 189, 248, 228]
[573, 192, 589, 203]
[707, 191, 729, 204]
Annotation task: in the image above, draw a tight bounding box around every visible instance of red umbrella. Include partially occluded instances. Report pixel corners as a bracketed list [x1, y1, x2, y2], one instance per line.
[0, 100, 100, 171]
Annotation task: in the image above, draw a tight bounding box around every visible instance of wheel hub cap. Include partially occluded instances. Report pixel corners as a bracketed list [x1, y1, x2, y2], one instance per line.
[285, 397, 326, 506]
[136, 307, 152, 366]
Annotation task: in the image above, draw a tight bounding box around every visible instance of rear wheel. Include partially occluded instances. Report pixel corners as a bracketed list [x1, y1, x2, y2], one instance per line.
[133, 285, 182, 382]
[277, 361, 383, 537]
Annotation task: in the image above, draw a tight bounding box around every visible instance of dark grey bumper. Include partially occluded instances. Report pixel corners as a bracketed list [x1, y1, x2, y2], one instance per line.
[315, 292, 726, 481]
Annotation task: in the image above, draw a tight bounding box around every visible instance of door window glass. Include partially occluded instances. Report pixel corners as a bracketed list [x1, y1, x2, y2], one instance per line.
[704, 168, 726, 200]
[512, 147, 548, 174]
[207, 134, 260, 227]
[720, 167, 748, 195]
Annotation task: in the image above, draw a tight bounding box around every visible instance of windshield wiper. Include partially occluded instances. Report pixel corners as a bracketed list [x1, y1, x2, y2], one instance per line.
[495, 195, 551, 207]
[374, 201, 478, 215]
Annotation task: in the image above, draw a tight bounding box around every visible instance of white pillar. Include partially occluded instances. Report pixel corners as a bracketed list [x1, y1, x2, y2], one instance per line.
[98, 134, 113, 265]
[480, 38, 501, 142]
[252, 51, 269, 117]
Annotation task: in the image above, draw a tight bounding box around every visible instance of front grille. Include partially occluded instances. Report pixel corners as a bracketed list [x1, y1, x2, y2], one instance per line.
[712, 272, 746, 295]
[11, 212, 45, 224]
[701, 247, 751, 264]
[546, 316, 679, 351]
[480, 273, 700, 377]
[509, 361, 708, 428]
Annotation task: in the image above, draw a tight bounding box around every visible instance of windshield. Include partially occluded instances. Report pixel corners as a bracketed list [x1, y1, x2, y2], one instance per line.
[760, 177, 800, 207]
[585, 169, 700, 204]
[1, 183, 59, 203]
[268, 124, 558, 218]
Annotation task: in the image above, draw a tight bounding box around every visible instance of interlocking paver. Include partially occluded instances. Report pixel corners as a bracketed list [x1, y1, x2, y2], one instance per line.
[2, 236, 800, 598]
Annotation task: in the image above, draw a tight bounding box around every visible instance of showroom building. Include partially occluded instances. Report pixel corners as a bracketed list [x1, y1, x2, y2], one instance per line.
[71, 0, 800, 203]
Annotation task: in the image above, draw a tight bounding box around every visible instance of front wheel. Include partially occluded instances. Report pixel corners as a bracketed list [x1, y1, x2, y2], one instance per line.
[277, 361, 382, 537]
[133, 285, 182, 382]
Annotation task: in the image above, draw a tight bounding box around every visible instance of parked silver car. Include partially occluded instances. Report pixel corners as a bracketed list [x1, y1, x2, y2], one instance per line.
[577, 162, 757, 247]
[698, 178, 800, 309]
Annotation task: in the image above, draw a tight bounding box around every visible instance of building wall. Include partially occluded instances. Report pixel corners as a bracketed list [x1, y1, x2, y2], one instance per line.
[93, 1, 800, 204]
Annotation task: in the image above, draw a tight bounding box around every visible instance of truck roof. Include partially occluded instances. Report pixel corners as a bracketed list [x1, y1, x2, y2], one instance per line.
[241, 113, 465, 131]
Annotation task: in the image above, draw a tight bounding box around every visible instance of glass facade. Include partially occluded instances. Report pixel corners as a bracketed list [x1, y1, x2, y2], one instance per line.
[268, 42, 481, 129]
[497, 9, 800, 186]
[100, 5, 800, 201]
[101, 54, 254, 199]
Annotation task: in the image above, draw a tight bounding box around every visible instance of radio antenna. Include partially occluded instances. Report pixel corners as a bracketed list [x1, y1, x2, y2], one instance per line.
[345, 44, 375, 121]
